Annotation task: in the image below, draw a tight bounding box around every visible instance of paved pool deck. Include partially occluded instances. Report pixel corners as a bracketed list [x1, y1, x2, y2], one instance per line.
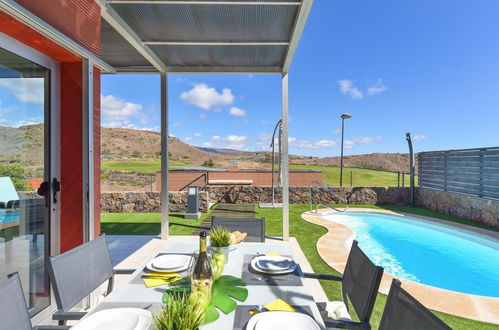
[302, 208, 499, 324]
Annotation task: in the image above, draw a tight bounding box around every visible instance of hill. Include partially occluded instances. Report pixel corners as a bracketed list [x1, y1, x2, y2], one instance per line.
[1, 126, 416, 173]
[290, 153, 416, 173]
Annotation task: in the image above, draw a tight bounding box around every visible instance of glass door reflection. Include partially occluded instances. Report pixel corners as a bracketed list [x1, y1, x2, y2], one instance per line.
[0, 47, 51, 316]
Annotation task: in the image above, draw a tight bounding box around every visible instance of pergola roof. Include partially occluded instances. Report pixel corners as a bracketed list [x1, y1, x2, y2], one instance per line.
[98, 0, 313, 73]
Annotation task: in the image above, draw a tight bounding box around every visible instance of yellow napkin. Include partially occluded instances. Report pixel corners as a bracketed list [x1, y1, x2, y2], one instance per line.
[142, 272, 180, 288]
[263, 298, 297, 312]
[265, 252, 281, 257]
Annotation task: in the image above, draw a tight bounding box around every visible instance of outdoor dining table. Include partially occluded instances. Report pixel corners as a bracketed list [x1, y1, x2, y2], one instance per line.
[97, 240, 327, 330]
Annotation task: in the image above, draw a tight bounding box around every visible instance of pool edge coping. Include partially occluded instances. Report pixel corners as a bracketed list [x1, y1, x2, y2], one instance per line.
[301, 207, 499, 325]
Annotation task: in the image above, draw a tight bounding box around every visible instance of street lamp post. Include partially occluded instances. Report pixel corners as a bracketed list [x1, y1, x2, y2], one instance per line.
[339, 113, 352, 186]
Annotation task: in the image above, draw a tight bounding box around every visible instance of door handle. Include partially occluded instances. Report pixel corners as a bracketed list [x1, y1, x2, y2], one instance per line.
[52, 178, 61, 204]
[37, 181, 50, 207]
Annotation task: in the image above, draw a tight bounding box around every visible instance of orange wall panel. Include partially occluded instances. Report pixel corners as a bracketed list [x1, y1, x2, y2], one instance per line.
[60, 62, 84, 252]
[13, 0, 101, 55]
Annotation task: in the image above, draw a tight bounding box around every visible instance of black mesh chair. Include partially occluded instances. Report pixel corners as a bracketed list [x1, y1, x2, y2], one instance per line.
[47, 235, 135, 325]
[211, 217, 265, 242]
[379, 279, 452, 330]
[0, 273, 69, 330]
[304, 240, 384, 329]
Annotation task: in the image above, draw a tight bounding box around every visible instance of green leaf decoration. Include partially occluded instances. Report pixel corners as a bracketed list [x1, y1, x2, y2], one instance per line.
[165, 275, 248, 325]
[162, 277, 191, 303]
[204, 275, 248, 324]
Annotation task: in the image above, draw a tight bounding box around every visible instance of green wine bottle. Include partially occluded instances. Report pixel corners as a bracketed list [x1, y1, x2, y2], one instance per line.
[191, 231, 214, 306]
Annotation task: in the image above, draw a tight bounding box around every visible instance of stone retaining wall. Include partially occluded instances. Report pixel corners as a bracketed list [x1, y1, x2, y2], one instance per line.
[101, 186, 410, 213]
[101, 191, 208, 213]
[207, 186, 410, 205]
[416, 187, 499, 228]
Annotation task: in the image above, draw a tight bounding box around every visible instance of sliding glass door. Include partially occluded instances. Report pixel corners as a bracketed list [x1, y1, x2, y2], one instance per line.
[0, 43, 55, 316]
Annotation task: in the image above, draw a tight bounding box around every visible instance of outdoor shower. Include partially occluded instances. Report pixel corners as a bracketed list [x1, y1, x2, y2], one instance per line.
[259, 119, 283, 208]
[406, 132, 416, 207]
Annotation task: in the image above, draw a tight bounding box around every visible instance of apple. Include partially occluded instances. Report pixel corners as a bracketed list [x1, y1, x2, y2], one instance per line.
[210, 258, 223, 281]
[189, 290, 210, 310]
[213, 252, 226, 265]
[210, 259, 219, 278]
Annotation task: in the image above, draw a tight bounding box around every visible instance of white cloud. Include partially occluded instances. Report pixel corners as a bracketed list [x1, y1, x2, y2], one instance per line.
[180, 83, 234, 110]
[199, 113, 207, 120]
[0, 78, 45, 107]
[138, 126, 160, 132]
[344, 136, 383, 148]
[288, 137, 337, 149]
[367, 79, 387, 96]
[413, 135, 426, 141]
[202, 142, 212, 147]
[211, 134, 247, 149]
[101, 94, 145, 128]
[229, 106, 246, 116]
[194, 132, 202, 137]
[172, 122, 182, 128]
[260, 120, 270, 125]
[185, 137, 192, 141]
[332, 128, 342, 134]
[337, 80, 363, 99]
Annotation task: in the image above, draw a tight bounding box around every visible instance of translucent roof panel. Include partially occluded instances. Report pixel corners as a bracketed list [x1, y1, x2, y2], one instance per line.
[149, 44, 286, 72]
[110, 3, 298, 42]
[99, 0, 312, 73]
[101, 20, 156, 72]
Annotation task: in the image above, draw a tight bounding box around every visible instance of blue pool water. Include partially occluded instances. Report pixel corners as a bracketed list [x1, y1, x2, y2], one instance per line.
[323, 212, 499, 297]
[0, 209, 20, 224]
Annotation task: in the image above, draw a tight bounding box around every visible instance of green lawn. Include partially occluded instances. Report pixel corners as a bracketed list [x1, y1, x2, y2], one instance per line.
[101, 159, 185, 173]
[100, 212, 209, 236]
[100, 206, 497, 329]
[289, 164, 418, 187]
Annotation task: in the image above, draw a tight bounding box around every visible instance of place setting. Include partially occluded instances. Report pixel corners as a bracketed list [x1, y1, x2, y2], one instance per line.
[233, 299, 320, 330]
[131, 253, 193, 287]
[241, 253, 303, 286]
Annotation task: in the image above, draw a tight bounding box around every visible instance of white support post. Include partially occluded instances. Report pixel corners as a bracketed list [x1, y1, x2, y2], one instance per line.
[82, 59, 94, 243]
[281, 73, 289, 241]
[160, 73, 169, 239]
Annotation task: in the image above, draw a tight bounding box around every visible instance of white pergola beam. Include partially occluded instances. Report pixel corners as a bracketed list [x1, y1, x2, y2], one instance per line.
[282, 0, 313, 73]
[108, 1, 301, 5]
[99, 2, 169, 73]
[160, 73, 169, 240]
[281, 73, 289, 241]
[143, 41, 289, 46]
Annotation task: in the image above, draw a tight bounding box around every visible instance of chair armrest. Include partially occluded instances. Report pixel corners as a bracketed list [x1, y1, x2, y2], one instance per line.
[34, 326, 71, 330]
[52, 311, 86, 321]
[303, 272, 342, 281]
[114, 268, 136, 275]
[323, 318, 370, 330]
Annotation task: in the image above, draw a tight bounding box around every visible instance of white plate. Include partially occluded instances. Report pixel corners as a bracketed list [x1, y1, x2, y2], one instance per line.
[256, 256, 292, 271]
[146, 256, 191, 273]
[250, 258, 297, 275]
[72, 308, 152, 330]
[151, 254, 191, 270]
[247, 311, 320, 330]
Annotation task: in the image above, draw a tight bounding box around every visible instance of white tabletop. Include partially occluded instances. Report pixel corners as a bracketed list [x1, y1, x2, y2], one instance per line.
[104, 240, 326, 330]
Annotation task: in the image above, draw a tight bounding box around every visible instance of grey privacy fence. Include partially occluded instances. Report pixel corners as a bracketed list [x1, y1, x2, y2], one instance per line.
[418, 147, 499, 200]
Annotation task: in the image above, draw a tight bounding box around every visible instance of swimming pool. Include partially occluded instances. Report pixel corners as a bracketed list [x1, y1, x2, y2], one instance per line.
[322, 212, 499, 297]
[0, 209, 20, 224]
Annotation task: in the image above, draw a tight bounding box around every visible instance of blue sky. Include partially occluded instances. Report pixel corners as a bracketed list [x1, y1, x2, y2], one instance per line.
[2, 1, 499, 157]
